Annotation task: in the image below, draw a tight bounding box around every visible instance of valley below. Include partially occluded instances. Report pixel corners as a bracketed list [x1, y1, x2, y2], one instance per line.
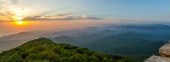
[1, 24, 170, 62]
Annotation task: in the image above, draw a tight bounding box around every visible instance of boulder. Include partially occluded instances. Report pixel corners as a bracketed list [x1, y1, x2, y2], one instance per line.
[159, 41, 170, 57]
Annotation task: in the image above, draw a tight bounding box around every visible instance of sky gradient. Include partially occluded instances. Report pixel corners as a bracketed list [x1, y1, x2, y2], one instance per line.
[0, 0, 169, 21]
[18, 0, 170, 20]
[1, 0, 170, 36]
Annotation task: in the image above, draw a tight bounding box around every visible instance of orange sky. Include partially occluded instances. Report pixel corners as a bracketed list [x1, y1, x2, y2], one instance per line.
[0, 20, 117, 37]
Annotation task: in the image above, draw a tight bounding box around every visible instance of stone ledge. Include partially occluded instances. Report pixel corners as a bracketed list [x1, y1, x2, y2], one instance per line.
[159, 41, 170, 57]
[144, 55, 170, 62]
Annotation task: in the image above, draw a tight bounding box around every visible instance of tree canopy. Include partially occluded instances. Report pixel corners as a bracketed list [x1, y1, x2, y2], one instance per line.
[0, 37, 134, 62]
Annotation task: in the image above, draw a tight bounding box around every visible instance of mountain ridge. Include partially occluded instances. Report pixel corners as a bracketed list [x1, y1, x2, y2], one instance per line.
[0, 37, 134, 62]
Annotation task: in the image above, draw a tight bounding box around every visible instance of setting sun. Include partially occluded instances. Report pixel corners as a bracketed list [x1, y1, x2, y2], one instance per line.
[17, 21, 23, 24]
[15, 21, 27, 25]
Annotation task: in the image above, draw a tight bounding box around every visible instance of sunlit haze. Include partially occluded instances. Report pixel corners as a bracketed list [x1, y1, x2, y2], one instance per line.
[0, 20, 116, 37]
[1, 0, 170, 37]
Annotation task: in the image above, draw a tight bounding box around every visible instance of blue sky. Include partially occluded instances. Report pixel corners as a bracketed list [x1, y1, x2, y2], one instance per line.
[32, 0, 170, 20]
[1, 0, 170, 21]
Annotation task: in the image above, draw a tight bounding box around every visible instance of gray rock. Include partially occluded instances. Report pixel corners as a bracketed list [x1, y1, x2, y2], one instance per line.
[145, 41, 170, 62]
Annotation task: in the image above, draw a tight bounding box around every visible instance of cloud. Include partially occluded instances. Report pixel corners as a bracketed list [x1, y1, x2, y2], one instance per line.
[24, 13, 101, 21]
[0, 0, 101, 22]
[11, 0, 18, 5]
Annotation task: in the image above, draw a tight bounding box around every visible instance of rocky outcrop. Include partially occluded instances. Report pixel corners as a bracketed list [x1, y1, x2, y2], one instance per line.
[160, 41, 170, 58]
[145, 41, 170, 62]
[145, 55, 170, 62]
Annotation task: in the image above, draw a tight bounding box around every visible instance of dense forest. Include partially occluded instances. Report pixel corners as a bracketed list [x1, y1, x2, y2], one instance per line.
[0, 37, 134, 62]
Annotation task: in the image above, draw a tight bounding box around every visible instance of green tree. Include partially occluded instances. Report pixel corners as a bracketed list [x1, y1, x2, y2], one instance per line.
[69, 54, 87, 62]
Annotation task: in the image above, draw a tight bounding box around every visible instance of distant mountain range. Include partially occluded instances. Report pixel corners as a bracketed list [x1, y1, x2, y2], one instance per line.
[52, 31, 165, 62]
[108, 24, 170, 30]
[1, 24, 170, 62]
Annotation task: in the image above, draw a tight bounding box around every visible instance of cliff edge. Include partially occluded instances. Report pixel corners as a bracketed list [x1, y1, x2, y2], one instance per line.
[145, 41, 170, 62]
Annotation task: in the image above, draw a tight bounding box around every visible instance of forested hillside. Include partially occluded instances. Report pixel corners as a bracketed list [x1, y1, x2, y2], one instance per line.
[0, 38, 134, 62]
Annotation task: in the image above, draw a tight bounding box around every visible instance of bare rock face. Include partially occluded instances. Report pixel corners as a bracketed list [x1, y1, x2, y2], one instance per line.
[144, 41, 170, 62]
[145, 55, 170, 62]
[160, 41, 170, 57]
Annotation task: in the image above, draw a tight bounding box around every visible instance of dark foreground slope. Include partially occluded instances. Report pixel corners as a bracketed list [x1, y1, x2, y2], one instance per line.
[0, 38, 134, 62]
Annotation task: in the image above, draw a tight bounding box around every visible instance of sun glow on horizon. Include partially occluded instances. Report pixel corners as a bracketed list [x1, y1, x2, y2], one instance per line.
[14, 21, 27, 25]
